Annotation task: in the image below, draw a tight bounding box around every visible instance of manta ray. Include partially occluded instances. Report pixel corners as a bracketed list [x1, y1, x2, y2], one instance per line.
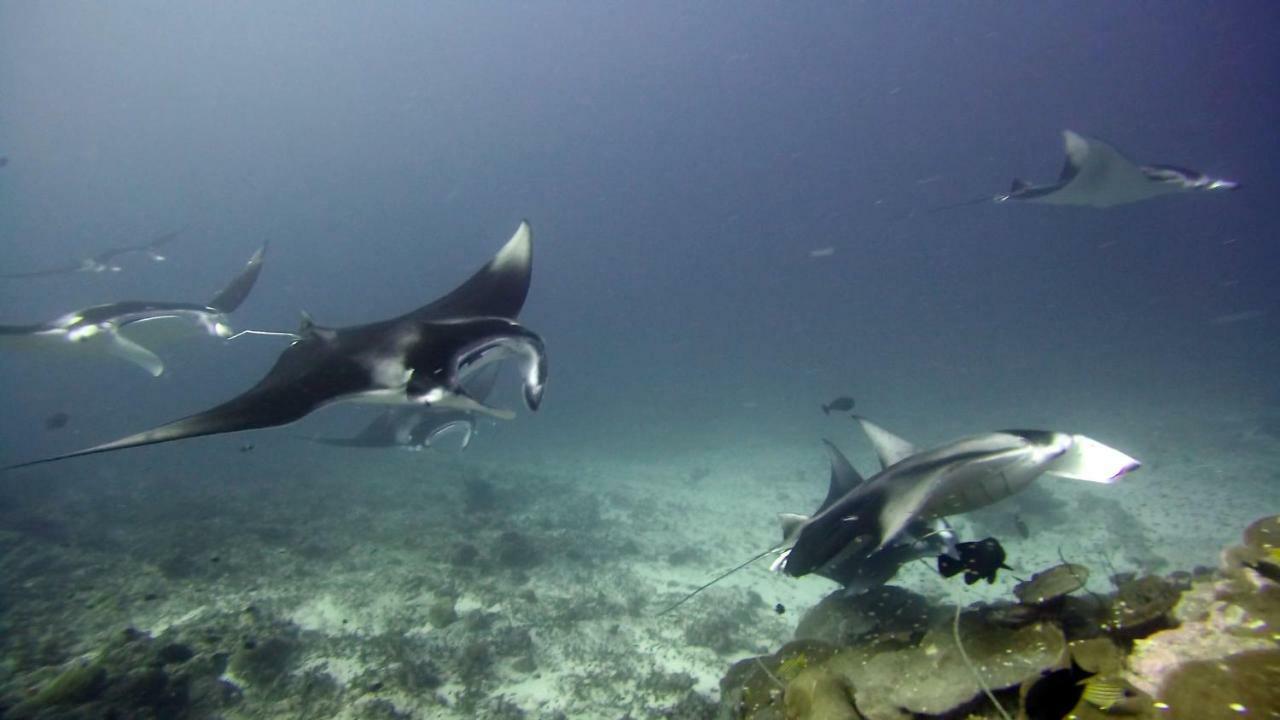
[5, 222, 546, 470]
[2, 228, 187, 279]
[657, 417, 1138, 614]
[1000, 129, 1238, 208]
[305, 408, 478, 451]
[0, 244, 267, 377]
[773, 417, 1140, 579]
[303, 364, 501, 451]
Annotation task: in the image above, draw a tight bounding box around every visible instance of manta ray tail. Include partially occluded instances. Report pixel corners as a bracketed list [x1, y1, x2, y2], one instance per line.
[655, 547, 777, 616]
[208, 244, 268, 313]
[4, 387, 305, 471]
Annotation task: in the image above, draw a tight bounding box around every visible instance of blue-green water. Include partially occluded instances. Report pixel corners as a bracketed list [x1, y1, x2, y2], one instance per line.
[1, 4, 1277, 718]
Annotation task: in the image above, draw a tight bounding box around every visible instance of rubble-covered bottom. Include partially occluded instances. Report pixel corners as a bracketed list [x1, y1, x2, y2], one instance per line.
[1, 446, 1276, 720]
[0, 451, 810, 720]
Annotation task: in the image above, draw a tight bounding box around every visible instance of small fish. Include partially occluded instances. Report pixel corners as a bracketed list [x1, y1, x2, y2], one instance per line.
[239, 443, 255, 453]
[809, 247, 835, 258]
[774, 603, 786, 615]
[937, 537, 1012, 585]
[1080, 676, 1128, 710]
[1013, 514, 1030, 539]
[43, 412, 71, 431]
[821, 396, 855, 415]
[0, 156, 8, 168]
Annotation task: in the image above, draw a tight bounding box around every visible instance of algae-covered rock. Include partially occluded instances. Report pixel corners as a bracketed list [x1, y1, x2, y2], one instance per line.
[1014, 563, 1089, 605]
[719, 639, 839, 719]
[1243, 515, 1280, 554]
[1127, 515, 1280, 709]
[1066, 637, 1126, 675]
[1102, 575, 1181, 639]
[821, 613, 1065, 719]
[794, 585, 934, 648]
[782, 666, 858, 720]
[1158, 649, 1280, 720]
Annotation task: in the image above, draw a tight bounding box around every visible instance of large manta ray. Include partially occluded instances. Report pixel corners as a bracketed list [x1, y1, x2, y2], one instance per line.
[5, 222, 546, 470]
[773, 417, 1140, 579]
[0, 244, 267, 377]
[1000, 129, 1238, 208]
[654, 417, 1139, 614]
[2, 228, 186, 279]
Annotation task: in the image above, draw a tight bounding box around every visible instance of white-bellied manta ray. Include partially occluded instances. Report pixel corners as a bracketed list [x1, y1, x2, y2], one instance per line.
[656, 417, 1138, 613]
[0, 244, 268, 377]
[302, 364, 501, 451]
[4, 222, 546, 471]
[305, 408, 478, 451]
[1, 228, 187, 279]
[1000, 129, 1238, 208]
[773, 417, 1140, 579]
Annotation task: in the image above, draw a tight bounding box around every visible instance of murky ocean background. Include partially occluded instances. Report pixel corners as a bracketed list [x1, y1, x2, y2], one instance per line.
[2, 3, 1277, 718]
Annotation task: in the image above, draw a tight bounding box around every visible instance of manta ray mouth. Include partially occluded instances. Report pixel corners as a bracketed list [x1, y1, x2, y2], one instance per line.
[453, 330, 547, 412]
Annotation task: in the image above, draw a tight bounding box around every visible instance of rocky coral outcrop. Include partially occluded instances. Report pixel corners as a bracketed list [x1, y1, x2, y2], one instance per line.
[721, 515, 1280, 719]
[1125, 515, 1280, 718]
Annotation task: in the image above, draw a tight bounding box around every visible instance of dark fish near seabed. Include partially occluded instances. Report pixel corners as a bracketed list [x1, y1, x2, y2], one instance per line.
[937, 537, 1012, 585]
[1022, 659, 1093, 719]
[821, 396, 855, 415]
[44, 412, 70, 431]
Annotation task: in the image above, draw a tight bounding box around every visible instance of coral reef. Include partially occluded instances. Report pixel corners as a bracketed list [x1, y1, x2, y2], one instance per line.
[721, 514, 1280, 719]
[1126, 515, 1280, 717]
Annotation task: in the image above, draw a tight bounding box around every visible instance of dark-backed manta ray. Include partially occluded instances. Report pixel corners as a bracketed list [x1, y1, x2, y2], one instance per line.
[1000, 129, 1238, 208]
[0, 244, 267, 377]
[4, 222, 546, 471]
[1, 228, 187, 279]
[773, 417, 1139, 580]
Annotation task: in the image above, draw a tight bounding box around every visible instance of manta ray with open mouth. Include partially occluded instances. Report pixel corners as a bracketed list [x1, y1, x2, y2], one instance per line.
[5, 222, 547, 470]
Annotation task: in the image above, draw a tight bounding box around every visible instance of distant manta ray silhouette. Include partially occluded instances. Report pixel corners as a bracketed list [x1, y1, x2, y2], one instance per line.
[5, 222, 547, 470]
[2, 228, 188, 279]
[924, 129, 1238, 214]
[0, 244, 268, 377]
